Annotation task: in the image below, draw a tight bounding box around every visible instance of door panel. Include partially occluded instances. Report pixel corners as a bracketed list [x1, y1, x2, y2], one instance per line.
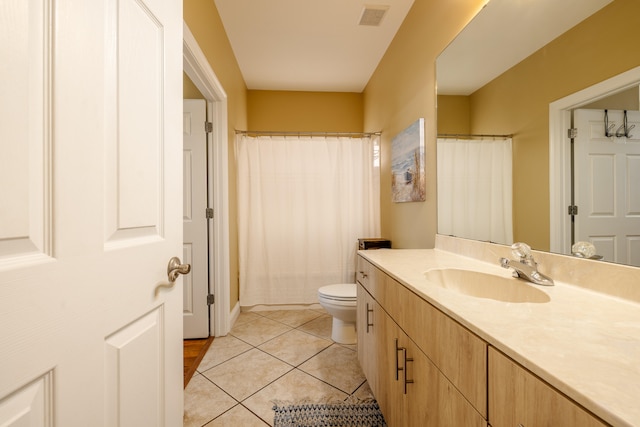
[0, 372, 53, 427]
[105, 308, 164, 427]
[0, 0, 51, 260]
[0, 0, 183, 425]
[105, 0, 165, 245]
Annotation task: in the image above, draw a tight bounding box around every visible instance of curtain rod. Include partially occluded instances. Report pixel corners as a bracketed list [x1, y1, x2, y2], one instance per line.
[235, 130, 382, 138]
[437, 133, 512, 140]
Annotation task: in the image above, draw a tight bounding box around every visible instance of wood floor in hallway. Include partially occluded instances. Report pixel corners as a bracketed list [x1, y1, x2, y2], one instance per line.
[184, 336, 214, 388]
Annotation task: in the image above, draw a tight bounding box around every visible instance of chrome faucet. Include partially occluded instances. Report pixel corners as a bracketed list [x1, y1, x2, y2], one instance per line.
[499, 242, 554, 286]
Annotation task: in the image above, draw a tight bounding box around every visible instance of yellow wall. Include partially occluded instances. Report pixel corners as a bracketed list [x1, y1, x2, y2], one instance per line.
[184, 0, 637, 308]
[466, 0, 640, 251]
[184, 0, 248, 309]
[183, 72, 205, 99]
[436, 95, 471, 135]
[363, 0, 487, 248]
[581, 86, 639, 111]
[247, 90, 363, 132]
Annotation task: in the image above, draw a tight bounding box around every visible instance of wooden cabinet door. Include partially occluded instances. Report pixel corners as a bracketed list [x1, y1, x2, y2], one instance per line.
[357, 258, 487, 427]
[396, 327, 486, 427]
[357, 284, 378, 394]
[383, 274, 487, 416]
[378, 309, 405, 426]
[372, 315, 485, 427]
[488, 347, 607, 427]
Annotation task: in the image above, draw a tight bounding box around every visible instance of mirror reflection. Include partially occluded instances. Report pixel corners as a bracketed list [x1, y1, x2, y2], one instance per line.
[436, 0, 640, 266]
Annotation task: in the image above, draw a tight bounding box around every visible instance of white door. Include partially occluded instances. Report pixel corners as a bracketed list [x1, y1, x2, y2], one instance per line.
[183, 99, 211, 338]
[0, 0, 183, 426]
[574, 109, 640, 265]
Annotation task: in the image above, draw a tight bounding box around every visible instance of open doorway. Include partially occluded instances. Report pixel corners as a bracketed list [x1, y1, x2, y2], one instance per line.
[183, 22, 231, 338]
[550, 66, 640, 265]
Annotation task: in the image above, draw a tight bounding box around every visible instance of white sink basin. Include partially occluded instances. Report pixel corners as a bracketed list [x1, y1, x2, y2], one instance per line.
[424, 268, 550, 303]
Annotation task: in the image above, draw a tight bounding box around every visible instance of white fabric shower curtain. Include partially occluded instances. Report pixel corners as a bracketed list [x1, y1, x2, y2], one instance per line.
[437, 138, 513, 244]
[236, 135, 380, 307]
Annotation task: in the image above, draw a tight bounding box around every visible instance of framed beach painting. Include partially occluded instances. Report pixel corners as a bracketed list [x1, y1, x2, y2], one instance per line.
[391, 118, 425, 202]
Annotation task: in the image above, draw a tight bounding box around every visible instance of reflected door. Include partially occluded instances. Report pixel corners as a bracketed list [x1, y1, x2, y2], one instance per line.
[574, 109, 640, 266]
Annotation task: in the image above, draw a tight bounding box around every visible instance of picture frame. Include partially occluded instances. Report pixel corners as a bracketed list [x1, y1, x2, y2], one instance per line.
[391, 118, 425, 202]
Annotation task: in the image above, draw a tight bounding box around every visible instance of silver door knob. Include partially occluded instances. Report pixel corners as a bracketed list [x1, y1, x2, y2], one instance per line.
[167, 257, 191, 282]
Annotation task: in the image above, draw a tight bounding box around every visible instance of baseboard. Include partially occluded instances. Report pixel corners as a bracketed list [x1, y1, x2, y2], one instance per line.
[229, 301, 241, 331]
[241, 303, 324, 312]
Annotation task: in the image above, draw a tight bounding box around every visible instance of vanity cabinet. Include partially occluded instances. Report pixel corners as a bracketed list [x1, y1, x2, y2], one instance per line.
[358, 282, 485, 426]
[381, 272, 487, 416]
[488, 348, 607, 427]
[357, 256, 486, 426]
[358, 252, 619, 427]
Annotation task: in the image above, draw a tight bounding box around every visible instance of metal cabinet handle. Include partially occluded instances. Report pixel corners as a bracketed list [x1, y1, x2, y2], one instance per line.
[402, 347, 414, 394]
[366, 303, 374, 332]
[395, 339, 402, 380]
[359, 271, 368, 279]
[167, 257, 191, 282]
[394, 339, 414, 393]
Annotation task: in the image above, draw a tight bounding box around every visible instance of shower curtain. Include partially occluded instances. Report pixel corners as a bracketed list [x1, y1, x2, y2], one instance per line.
[236, 134, 380, 307]
[437, 138, 513, 244]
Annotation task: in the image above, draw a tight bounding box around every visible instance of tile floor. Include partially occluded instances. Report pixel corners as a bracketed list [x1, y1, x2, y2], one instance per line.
[183, 308, 374, 426]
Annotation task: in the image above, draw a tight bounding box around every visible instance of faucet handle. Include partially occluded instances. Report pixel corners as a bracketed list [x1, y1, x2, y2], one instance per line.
[571, 241, 596, 258]
[511, 242, 533, 261]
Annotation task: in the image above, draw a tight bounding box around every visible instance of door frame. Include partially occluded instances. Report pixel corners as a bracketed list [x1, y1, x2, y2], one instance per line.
[183, 22, 231, 336]
[549, 65, 640, 255]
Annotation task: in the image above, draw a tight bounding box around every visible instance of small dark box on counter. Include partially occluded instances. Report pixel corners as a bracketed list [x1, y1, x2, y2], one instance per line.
[358, 238, 392, 250]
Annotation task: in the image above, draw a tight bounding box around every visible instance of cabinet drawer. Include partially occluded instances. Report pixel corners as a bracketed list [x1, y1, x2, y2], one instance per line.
[356, 256, 383, 298]
[383, 274, 487, 417]
[488, 347, 607, 427]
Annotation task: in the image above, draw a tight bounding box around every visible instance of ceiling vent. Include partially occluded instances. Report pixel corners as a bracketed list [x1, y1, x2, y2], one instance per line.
[358, 5, 389, 26]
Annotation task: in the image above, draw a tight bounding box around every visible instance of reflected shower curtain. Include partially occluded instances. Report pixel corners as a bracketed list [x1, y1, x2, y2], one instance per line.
[236, 135, 380, 307]
[437, 138, 513, 244]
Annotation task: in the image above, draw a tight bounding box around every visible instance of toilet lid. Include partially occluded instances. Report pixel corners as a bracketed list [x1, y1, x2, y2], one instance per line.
[318, 283, 356, 300]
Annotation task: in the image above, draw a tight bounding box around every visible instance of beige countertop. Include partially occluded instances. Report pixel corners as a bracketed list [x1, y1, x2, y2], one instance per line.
[359, 248, 640, 427]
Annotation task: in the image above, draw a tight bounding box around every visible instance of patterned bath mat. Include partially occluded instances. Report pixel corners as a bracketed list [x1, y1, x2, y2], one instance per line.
[272, 400, 387, 427]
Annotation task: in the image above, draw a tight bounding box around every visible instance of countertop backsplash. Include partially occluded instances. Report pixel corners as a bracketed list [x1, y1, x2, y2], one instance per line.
[436, 234, 640, 304]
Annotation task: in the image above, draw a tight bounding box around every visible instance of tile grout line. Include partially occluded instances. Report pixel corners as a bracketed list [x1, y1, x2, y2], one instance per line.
[186, 309, 368, 426]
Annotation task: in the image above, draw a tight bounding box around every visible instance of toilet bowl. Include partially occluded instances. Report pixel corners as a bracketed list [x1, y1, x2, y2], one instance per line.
[318, 283, 357, 344]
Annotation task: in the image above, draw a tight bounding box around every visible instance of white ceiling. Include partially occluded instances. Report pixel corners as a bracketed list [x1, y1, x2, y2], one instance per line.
[214, 0, 415, 93]
[214, 0, 613, 95]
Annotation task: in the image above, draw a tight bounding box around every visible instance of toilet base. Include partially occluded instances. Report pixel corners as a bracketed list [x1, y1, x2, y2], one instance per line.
[331, 317, 357, 345]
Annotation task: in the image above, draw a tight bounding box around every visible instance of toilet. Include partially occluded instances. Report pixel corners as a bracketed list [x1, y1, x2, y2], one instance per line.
[318, 283, 357, 344]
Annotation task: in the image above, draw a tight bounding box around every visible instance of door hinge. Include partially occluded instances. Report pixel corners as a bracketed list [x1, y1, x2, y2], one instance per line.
[206, 208, 214, 219]
[207, 294, 215, 305]
[205, 121, 213, 133]
[568, 205, 578, 215]
[568, 128, 578, 139]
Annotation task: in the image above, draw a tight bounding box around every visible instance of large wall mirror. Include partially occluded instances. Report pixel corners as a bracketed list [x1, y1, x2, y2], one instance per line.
[436, 0, 640, 266]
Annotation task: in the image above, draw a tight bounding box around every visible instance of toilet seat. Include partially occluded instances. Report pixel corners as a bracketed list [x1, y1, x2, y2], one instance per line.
[318, 284, 356, 301]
